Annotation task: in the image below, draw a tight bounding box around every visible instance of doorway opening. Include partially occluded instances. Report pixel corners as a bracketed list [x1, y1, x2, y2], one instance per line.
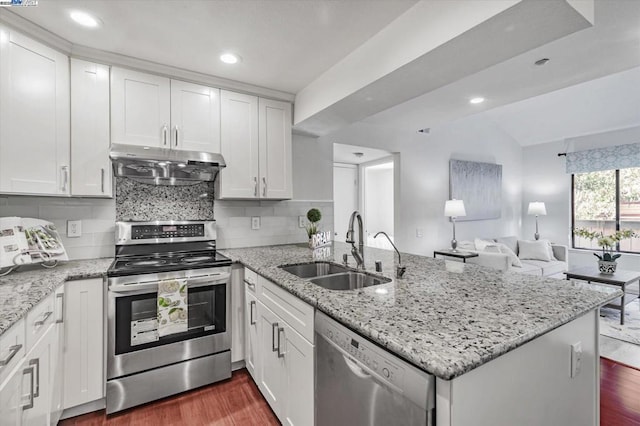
[333, 143, 396, 249]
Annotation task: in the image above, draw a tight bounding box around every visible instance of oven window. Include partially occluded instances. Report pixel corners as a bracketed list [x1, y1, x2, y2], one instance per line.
[115, 284, 226, 355]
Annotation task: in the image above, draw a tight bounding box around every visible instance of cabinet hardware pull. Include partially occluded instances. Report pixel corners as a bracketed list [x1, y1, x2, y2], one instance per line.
[272, 322, 279, 352]
[29, 358, 40, 398]
[175, 125, 179, 147]
[56, 293, 64, 324]
[0, 344, 22, 366]
[244, 280, 255, 289]
[262, 177, 267, 197]
[34, 311, 52, 326]
[101, 168, 105, 193]
[162, 125, 168, 146]
[277, 327, 285, 358]
[250, 301, 256, 325]
[254, 177, 258, 197]
[22, 366, 35, 410]
[61, 166, 69, 192]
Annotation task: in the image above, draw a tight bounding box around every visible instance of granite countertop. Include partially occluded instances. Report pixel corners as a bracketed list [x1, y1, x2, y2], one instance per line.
[0, 258, 113, 336]
[221, 242, 621, 380]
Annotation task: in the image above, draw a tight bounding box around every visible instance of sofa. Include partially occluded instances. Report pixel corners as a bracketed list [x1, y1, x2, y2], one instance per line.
[457, 236, 568, 278]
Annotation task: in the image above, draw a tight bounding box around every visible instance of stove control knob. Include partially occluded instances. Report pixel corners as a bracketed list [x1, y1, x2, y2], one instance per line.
[382, 367, 390, 378]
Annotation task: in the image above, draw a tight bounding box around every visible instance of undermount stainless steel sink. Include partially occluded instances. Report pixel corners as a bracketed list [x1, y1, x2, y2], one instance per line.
[309, 271, 391, 291]
[279, 262, 350, 279]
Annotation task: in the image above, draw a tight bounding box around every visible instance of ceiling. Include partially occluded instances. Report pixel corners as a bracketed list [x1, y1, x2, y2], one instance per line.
[333, 143, 391, 165]
[352, 0, 640, 144]
[9, 0, 417, 94]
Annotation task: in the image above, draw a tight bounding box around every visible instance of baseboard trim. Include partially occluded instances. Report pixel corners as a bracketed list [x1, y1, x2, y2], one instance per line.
[232, 360, 246, 371]
[61, 398, 106, 420]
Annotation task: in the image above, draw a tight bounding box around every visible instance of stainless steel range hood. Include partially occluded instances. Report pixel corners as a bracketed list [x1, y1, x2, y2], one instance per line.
[109, 144, 226, 186]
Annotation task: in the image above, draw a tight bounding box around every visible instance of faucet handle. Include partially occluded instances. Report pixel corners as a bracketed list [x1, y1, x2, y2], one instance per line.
[396, 265, 407, 279]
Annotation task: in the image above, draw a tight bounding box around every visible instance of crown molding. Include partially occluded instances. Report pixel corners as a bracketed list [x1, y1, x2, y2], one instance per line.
[0, 9, 295, 103]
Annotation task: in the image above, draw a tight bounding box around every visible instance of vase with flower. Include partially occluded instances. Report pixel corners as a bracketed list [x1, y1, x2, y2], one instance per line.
[573, 228, 637, 274]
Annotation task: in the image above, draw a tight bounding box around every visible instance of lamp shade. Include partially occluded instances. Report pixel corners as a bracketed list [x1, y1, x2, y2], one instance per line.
[527, 202, 547, 216]
[444, 199, 466, 217]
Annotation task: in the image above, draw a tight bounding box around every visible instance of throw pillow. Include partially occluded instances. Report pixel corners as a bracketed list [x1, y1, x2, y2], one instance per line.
[484, 245, 501, 253]
[458, 240, 476, 251]
[538, 239, 557, 261]
[494, 242, 523, 268]
[518, 240, 551, 262]
[495, 236, 519, 255]
[474, 238, 496, 251]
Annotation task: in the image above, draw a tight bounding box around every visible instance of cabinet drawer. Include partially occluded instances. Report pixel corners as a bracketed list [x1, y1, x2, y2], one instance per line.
[258, 276, 314, 343]
[25, 292, 56, 353]
[244, 268, 258, 293]
[0, 318, 25, 384]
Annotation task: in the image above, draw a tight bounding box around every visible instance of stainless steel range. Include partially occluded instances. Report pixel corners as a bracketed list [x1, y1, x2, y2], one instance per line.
[106, 220, 232, 414]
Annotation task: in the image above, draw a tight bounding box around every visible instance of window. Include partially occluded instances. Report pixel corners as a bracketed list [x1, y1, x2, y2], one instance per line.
[572, 167, 640, 253]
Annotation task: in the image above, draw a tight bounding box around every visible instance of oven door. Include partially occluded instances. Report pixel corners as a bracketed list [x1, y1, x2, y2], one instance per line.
[107, 268, 231, 379]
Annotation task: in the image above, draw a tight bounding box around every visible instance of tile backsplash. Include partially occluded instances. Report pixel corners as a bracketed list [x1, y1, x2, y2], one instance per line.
[116, 178, 214, 221]
[0, 196, 116, 260]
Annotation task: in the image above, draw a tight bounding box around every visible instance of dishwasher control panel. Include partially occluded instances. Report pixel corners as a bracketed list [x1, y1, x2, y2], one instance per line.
[317, 314, 404, 387]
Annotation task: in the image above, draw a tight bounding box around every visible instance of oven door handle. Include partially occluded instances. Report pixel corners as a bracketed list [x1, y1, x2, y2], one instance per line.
[110, 274, 230, 294]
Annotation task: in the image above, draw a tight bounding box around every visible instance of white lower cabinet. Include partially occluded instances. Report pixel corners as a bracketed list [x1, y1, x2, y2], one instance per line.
[63, 278, 104, 410]
[49, 286, 65, 425]
[0, 355, 25, 426]
[244, 270, 314, 425]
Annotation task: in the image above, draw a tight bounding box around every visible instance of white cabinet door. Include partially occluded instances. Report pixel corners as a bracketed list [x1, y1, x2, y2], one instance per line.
[244, 288, 258, 378]
[63, 278, 104, 410]
[70, 59, 112, 197]
[230, 265, 245, 363]
[0, 26, 70, 196]
[170, 80, 220, 153]
[281, 322, 314, 426]
[0, 357, 28, 426]
[258, 98, 292, 200]
[49, 286, 65, 426]
[23, 326, 54, 426]
[111, 67, 170, 148]
[257, 302, 285, 418]
[219, 90, 259, 199]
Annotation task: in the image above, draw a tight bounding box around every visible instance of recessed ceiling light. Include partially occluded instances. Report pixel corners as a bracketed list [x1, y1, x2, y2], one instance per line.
[469, 97, 485, 104]
[220, 53, 240, 64]
[353, 152, 364, 158]
[69, 10, 100, 28]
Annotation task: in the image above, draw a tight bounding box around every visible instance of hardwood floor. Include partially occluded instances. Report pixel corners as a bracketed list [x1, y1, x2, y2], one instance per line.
[62, 360, 640, 425]
[60, 369, 279, 426]
[601, 357, 640, 426]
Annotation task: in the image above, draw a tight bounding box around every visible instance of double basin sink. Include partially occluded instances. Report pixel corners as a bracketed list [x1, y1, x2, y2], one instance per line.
[279, 262, 391, 291]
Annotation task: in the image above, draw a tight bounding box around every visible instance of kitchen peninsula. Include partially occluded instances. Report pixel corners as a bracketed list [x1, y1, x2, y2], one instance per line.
[221, 242, 620, 426]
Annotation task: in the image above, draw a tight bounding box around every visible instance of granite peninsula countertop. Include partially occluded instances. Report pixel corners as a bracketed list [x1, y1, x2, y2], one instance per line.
[220, 243, 621, 380]
[0, 258, 113, 336]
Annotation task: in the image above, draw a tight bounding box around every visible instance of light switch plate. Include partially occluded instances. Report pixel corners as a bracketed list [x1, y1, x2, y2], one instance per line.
[67, 220, 82, 238]
[299, 216, 306, 228]
[416, 228, 424, 238]
[251, 217, 260, 230]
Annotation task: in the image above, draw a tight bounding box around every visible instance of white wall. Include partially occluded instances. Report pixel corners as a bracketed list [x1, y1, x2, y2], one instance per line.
[364, 165, 394, 237]
[333, 163, 358, 242]
[522, 125, 640, 272]
[321, 112, 523, 256]
[292, 133, 333, 201]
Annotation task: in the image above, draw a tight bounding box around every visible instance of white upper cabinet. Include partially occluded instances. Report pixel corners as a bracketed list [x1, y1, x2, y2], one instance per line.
[111, 67, 171, 148]
[70, 59, 112, 197]
[259, 98, 292, 199]
[170, 80, 220, 153]
[111, 67, 221, 153]
[219, 91, 292, 200]
[0, 26, 70, 196]
[219, 91, 260, 198]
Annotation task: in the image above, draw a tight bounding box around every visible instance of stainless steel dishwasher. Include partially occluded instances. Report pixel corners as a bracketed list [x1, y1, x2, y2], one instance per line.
[315, 311, 435, 425]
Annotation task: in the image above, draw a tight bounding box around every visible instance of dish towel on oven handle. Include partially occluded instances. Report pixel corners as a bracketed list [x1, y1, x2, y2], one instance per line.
[157, 278, 188, 337]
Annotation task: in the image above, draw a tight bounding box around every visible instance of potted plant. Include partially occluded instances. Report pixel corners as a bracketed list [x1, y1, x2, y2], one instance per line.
[305, 208, 322, 247]
[573, 228, 637, 274]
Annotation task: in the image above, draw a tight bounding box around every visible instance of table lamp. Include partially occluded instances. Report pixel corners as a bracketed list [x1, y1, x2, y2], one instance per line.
[444, 199, 466, 252]
[527, 201, 546, 240]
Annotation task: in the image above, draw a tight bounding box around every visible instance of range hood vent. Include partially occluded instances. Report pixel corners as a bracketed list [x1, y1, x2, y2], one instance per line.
[109, 144, 226, 186]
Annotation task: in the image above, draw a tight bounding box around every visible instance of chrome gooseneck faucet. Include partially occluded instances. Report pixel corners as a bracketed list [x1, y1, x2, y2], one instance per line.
[374, 231, 406, 278]
[345, 211, 365, 269]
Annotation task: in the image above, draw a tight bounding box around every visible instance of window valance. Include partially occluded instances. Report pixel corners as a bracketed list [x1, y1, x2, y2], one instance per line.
[566, 142, 640, 174]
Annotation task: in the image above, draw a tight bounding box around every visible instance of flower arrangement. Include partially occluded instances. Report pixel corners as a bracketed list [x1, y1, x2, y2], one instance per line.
[305, 208, 322, 238]
[573, 228, 637, 261]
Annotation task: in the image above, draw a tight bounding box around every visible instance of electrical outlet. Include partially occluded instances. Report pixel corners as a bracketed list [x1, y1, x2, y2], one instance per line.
[571, 342, 582, 378]
[67, 220, 82, 238]
[299, 216, 306, 228]
[416, 228, 423, 238]
[251, 217, 260, 230]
